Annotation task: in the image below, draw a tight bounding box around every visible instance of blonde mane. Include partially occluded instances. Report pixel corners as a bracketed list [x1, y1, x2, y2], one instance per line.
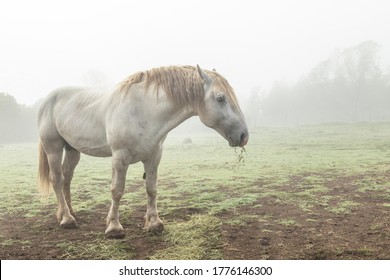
[118, 65, 239, 113]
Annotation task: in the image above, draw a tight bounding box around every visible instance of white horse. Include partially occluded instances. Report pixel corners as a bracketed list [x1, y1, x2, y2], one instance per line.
[38, 65, 248, 238]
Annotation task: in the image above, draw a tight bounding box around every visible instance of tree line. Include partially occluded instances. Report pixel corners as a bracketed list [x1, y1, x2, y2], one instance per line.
[246, 41, 390, 127]
[0, 93, 38, 143]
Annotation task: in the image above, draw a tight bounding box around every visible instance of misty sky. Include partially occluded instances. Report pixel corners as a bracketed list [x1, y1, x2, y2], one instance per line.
[1, 0, 390, 105]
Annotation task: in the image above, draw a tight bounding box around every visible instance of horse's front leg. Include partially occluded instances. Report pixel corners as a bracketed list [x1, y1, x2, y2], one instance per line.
[143, 147, 164, 233]
[105, 155, 129, 238]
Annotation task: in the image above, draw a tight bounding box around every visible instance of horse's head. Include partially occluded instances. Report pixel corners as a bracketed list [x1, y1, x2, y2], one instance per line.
[196, 65, 249, 147]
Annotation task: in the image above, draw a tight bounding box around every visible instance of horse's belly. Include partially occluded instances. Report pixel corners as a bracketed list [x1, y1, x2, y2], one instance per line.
[76, 143, 112, 157]
[59, 128, 112, 157]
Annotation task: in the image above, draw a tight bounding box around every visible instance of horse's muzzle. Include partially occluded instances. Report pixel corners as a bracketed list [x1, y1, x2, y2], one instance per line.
[228, 129, 249, 147]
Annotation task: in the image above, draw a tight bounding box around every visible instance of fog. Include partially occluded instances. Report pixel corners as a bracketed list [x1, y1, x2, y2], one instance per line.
[1, 0, 390, 142]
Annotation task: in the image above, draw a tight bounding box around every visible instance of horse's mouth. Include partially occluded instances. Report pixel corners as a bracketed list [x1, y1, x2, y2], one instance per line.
[228, 133, 248, 147]
[228, 137, 241, 147]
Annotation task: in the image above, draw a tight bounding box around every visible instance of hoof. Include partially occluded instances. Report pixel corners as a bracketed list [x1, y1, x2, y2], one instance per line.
[105, 229, 126, 239]
[60, 219, 78, 229]
[146, 221, 164, 234]
[105, 221, 125, 239]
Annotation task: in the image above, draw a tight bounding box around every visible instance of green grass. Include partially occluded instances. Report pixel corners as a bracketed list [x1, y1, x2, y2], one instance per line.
[278, 218, 298, 227]
[57, 234, 136, 260]
[1, 122, 390, 259]
[328, 201, 361, 214]
[150, 214, 222, 260]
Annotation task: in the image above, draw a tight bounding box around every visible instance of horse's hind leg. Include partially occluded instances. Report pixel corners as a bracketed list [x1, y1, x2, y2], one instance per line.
[45, 142, 77, 228]
[62, 147, 80, 219]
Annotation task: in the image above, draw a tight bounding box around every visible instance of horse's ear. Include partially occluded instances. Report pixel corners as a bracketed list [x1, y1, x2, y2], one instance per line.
[196, 65, 212, 90]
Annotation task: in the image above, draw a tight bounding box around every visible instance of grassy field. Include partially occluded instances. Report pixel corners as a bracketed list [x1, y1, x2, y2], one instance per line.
[0, 122, 389, 259]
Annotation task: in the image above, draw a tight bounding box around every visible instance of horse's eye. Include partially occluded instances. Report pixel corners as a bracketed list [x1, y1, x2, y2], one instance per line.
[216, 95, 225, 103]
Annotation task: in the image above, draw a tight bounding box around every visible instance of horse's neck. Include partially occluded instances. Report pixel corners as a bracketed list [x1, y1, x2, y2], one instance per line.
[144, 102, 196, 145]
[108, 87, 196, 145]
[158, 107, 195, 135]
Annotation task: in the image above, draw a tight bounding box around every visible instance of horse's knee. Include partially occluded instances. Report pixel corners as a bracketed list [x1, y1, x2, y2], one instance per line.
[146, 187, 157, 199]
[110, 186, 124, 201]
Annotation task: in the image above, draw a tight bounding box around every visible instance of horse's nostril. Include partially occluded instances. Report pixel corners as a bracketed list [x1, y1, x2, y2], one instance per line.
[240, 132, 248, 146]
